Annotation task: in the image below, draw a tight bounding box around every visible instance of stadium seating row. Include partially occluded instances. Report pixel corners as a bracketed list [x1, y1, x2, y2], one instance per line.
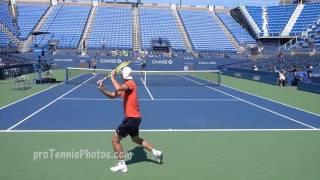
[178, 9, 235, 52]
[246, 3, 320, 36]
[17, 3, 48, 39]
[35, 5, 90, 48]
[230, 55, 320, 73]
[267, 5, 296, 35]
[284, 18, 320, 50]
[139, 8, 185, 50]
[0, 31, 10, 47]
[89, 6, 132, 49]
[0, 2, 19, 35]
[217, 12, 256, 45]
[291, 3, 320, 34]
[245, 6, 263, 32]
[3, 2, 320, 51]
[1, 3, 256, 51]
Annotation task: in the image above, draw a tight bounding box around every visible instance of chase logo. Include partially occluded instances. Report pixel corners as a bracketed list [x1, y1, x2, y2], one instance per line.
[99, 59, 122, 64]
[152, 59, 173, 65]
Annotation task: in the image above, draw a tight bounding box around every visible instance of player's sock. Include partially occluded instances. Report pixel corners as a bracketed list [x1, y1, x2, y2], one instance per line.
[119, 160, 126, 165]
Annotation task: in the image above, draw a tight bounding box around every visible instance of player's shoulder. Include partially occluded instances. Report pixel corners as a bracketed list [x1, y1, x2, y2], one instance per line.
[125, 79, 137, 86]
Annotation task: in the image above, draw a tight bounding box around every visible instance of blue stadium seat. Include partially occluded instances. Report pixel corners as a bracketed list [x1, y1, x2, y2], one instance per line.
[35, 5, 90, 48]
[230, 55, 320, 73]
[291, 3, 320, 34]
[178, 9, 235, 52]
[0, 31, 10, 47]
[217, 12, 256, 45]
[88, 6, 132, 49]
[267, 5, 296, 35]
[0, 2, 19, 35]
[245, 6, 263, 32]
[139, 7, 185, 50]
[17, 3, 48, 39]
[315, 37, 320, 47]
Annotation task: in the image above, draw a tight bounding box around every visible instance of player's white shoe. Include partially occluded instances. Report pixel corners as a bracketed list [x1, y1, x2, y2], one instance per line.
[110, 162, 128, 173]
[153, 150, 163, 164]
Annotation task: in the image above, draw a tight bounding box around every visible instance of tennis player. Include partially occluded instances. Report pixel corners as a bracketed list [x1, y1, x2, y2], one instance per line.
[97, 67, 163, 173]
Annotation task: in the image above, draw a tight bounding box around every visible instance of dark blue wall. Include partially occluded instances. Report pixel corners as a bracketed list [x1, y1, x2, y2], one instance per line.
[14, 53, 247, 70]
[297, 82, 320, 94]
[222, 70, 279, 85]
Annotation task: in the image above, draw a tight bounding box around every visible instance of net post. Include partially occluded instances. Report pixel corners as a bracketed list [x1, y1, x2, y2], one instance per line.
[144, 71, 147, 85]
[65, 68, 68, 84]
[218, 70, 222, 86]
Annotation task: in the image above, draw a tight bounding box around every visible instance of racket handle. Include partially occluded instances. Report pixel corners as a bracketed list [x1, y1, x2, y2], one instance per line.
[102, 76, 108, 81]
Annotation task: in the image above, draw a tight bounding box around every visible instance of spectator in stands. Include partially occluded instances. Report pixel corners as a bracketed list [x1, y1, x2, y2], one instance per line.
[271, 64, 278, 73]
[102, 38, 106, 49]
[306, 64, 313, 81]
[290, 66, 297, 73]
[292, 68, 308, 86]
[253, 65, 258, 71]
[144, 50, 149, 58]
[92, 57, 97, 73]
[290, 66, 298, 86]
[141, 58, 147, 71]
[278, 70, 286, 87]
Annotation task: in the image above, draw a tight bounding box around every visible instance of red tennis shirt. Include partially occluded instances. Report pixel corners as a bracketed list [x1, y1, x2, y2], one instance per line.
[122, 80, 141, 118]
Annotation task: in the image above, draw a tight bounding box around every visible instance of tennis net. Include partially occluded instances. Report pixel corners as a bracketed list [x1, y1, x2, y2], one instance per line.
[65, 67, 221, 86]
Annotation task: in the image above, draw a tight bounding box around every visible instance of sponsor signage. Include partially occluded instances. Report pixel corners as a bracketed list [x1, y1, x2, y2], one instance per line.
[198, 61, 216, 65]
[53, 59, 73, 62]
[99, 59, 122, 64]
[151, 59, 173, 65]
[235, 73, 242, 77]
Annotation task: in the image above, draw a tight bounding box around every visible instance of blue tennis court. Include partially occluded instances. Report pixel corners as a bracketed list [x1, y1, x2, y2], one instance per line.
[0, 72, 320, 131]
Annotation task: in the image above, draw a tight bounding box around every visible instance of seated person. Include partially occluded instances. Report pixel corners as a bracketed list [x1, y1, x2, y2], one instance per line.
[292, 71, 307, 86]
[278, 70, 286, 86]
[306, 64, 313, 82]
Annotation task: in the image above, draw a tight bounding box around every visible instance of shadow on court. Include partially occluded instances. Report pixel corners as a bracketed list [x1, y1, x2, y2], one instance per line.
[126, 146, 160, 165]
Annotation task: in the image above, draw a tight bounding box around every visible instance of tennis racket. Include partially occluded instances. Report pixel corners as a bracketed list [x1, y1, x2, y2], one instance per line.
[99, 60, 131, 82]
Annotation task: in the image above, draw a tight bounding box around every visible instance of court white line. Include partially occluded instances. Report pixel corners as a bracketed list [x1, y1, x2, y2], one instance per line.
[194, 75, 320, 117]
[0, 129, 319, 133]
[0, 73, 85, 110]
[60, 97, 240, 102]
[152, 98, 239, 101]
[60, 97, 150, 101]
[6, 75, 96, 131]
[141, 78, 154, 100]
[0, 84, 59, 110]
[223, 84, 320, 117]
[181, 76, 317, 129]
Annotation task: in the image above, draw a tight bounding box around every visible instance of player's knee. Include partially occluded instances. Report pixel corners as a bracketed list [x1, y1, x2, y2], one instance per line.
[131, 136, 143, 145]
